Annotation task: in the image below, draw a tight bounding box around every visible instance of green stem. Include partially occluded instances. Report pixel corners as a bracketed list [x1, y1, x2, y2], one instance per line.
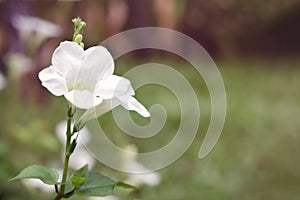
[54, 115, 73, 200]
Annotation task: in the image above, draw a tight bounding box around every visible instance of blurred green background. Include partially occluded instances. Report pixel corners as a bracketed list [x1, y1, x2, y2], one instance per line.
[1, 0, 300, 199]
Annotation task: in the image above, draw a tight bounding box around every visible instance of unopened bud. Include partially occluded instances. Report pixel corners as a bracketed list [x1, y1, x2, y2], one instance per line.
[74, 34, 83, 45]
[68, 105, 76, 118]
[72, 17, 86, 47]
[80, 42, 84, 48]
[78, 21, 86, 33]
[72, 17, 86, 35]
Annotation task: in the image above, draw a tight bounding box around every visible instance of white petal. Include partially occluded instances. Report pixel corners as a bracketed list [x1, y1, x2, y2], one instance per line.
[95, 75, 134, 99]
[64, 90, 103, 109]
[79, 46, 114, 90]
[38, 66, 67, 96]
[75, 99, 119, 130]
[52, 41, 84, 88]
[117, 96, 150, 117]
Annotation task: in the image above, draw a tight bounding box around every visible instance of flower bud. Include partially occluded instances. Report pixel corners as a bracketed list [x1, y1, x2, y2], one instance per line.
[78, 21, 86, 33]
[68, 104, 76, 118]
[80, 42, 84, 48]
[72, 17, 86, 35]
[74, 34, 83, 45]
[70, 164, 88, 187]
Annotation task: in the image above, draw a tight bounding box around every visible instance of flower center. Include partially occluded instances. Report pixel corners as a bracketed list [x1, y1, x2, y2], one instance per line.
[74, 79, 90, 91]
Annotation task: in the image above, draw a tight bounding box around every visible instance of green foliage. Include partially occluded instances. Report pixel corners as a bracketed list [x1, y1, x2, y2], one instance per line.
[3, 60, 300, 199]
[10, 165, 59, 185]
[76, 172, 116, 197]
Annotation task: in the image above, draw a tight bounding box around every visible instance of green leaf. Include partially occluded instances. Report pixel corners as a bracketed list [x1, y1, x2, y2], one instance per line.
[76, 172, 116, 197]
[71, 164, 88, 187]
[116, 181, 137, 190]
[10, 165, 59, 185]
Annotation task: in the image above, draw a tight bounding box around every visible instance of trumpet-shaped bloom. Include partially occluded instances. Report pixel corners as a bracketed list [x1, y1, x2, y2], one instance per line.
[39, 41, 150, 118]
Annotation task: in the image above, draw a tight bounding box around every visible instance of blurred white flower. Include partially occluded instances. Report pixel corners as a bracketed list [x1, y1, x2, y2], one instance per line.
[0, 72, 6, 90]
[55, 120, 95, 170]
[69, 146, 96, 170]
[22, 169, 63, 193]
[39, 41, 149, 128]
[88, 196, 119, 200]
[122, 145, 161, 187]
[12, 14, 62, 47]
[4, 53, 32, 78]
[125, 162, 161, 187]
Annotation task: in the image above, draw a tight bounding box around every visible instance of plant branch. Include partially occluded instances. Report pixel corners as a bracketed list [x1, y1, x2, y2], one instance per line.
[54, 112, 74, 200]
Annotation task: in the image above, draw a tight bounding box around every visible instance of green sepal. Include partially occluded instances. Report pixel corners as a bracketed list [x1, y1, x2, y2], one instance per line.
[69, 139, 77, 154]
[74, 34, 83, 44]
[9, 165, 59, 185]
[116, 181, 137, 190]
[71, 164, 88, 187]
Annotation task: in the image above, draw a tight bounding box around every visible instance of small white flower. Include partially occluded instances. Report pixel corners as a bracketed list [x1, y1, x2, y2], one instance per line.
[122, 145, 161, 187]
[0, 72, 6, 90]
[125, 161, 161, 187]
[88, 196, 119, 200]
[4, 53, 32, 78]
[39, 41, 149, 123]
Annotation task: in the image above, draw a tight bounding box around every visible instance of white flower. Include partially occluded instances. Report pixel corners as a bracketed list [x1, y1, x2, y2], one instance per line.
[0, 72, 6, 90]
[39, 41, 149, 119]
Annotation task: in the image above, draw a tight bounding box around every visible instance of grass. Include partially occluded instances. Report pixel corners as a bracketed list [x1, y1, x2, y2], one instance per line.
[1, 60, 300, 199]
